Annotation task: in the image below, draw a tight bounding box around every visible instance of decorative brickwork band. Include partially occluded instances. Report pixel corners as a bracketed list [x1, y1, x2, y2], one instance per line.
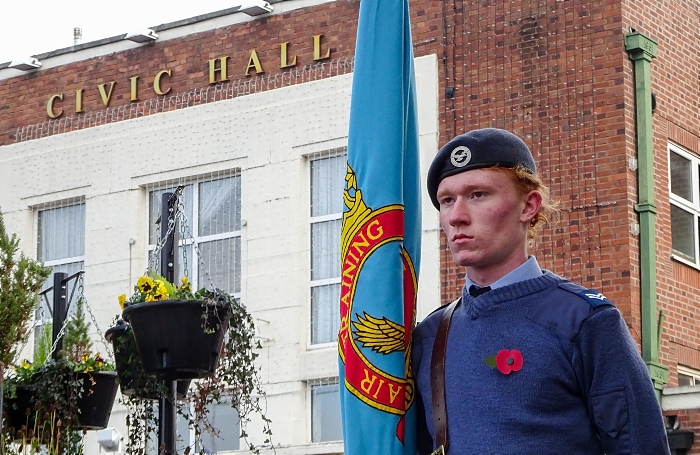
[14, 57, 354, 144]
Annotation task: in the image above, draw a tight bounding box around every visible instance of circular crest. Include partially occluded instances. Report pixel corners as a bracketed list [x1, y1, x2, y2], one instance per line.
[450, 146, 472, 167]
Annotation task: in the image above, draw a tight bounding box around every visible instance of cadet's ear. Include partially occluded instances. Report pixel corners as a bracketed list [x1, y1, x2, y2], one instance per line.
[521, 190, 542, 224]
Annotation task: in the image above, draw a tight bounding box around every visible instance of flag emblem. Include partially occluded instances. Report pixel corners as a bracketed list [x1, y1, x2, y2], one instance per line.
[339, 165, 416, 434]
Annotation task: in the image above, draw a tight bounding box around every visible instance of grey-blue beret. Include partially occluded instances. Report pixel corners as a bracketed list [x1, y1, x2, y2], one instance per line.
[427, 128, 536, 209]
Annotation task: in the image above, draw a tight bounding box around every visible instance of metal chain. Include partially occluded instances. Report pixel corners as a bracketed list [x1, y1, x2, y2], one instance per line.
[77, 274, 114, 362]
[178, 197, 189, 280]
[180, 219, 217, 292]
[13, 328, 34, 365]
[12, 339, 30, 365]
[47, 318, 70, 359]
[145, 187, 183, 277]
[12, 294, 48, 364]
[147, 216, 162, 273]
[147, 214, 178, 273]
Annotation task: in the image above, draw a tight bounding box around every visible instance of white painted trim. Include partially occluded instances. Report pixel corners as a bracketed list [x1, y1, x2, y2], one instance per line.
[661, 385, 700, 411]
[310, 213, 342, 223]
[219, 441, 344, 455]
[43, 256, 85, 267]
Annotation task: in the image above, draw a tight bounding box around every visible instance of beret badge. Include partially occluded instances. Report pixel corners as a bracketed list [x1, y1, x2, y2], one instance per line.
[427, 128, 537, 209]
[450, 146, 472, 168]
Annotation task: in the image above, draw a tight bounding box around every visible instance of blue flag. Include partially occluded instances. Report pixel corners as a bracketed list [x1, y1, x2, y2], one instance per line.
[338, 0, 420, 453]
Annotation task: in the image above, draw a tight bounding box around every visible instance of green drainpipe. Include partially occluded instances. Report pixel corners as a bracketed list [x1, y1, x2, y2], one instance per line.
[624, 32, 668, 398]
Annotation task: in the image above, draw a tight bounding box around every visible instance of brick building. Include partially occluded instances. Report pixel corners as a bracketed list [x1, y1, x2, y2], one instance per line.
[0, 0, 698, 453]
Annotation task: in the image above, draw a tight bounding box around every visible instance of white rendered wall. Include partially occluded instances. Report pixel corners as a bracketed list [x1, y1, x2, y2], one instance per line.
[0, 54, 440, 454]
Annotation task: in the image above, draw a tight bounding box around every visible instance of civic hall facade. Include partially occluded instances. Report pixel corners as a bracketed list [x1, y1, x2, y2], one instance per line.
[1, 0, 699, 454]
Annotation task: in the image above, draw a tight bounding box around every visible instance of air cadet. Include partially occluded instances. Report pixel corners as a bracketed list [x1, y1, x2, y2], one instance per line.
[413, 128, 669, 455]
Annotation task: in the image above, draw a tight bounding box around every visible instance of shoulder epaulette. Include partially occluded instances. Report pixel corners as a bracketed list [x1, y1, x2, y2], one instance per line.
[557, 282, 614, 309]
[525, 282, 614, 340]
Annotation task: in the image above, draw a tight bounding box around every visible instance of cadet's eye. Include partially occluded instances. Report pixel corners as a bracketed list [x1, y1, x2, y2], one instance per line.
[472, 191, 485, 199]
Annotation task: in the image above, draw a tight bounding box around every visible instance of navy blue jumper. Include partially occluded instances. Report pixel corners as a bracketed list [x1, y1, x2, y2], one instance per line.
[412, 271, 670, 455]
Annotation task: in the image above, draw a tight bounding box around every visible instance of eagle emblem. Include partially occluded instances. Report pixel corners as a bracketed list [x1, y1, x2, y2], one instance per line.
[352, 312, 406, 355]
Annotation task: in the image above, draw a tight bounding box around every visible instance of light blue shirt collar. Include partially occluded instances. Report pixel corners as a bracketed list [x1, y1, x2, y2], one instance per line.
[465, 256, 542, 290]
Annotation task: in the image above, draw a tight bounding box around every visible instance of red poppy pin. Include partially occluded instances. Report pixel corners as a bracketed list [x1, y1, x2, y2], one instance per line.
[484, 349, 524, 374]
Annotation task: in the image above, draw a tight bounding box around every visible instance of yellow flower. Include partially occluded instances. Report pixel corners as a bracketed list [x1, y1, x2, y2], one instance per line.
[118, 294, 127, 310]
[152, 288, 168, 301]
[181, 276, 189, 285]
[84, 366, 93, 373]
[81, 354, 89, 363]
[137, 276, 154, 293]
[20, 360, 32, 369]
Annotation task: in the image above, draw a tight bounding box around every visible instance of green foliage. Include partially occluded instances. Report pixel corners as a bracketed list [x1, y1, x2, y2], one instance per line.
[2, 359, 91, 455]
[3, 353, 115, 454]
[62, 298, 92, 363]
[0, 208, 52, 371]
[121, 273, 194, 308]
[3, 271, 115, 455]
[109, 320, 184, 455]
[192, 289, 272, 454]
[123, 399, 157, 455]
[115, 281, 273, 454]
[33, 324, 53, 366]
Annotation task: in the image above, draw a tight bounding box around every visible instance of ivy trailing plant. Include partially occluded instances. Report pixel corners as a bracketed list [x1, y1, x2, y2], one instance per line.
[191, 290, 272, 453]
[2, 297, 116, 455]
[4, 359, 87, 455]
[109, 317, 168, 455]
[114, 274, 273, 454]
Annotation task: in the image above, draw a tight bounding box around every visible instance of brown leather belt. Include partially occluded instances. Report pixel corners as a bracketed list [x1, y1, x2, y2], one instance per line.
[429, 297, 461, 455]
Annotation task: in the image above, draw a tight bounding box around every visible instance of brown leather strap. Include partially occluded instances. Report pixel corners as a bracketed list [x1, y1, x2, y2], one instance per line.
[430, 297, 460, 454]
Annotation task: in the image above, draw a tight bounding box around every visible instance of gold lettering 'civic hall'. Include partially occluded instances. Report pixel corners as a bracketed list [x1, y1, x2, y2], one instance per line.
[45, 34, 333, 119]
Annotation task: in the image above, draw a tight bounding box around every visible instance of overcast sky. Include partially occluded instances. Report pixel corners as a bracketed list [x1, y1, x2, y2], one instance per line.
[0, 1, 236, 64]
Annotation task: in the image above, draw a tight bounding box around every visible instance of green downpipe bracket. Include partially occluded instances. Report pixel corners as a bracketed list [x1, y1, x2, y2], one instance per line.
[624, 32, 668, 396]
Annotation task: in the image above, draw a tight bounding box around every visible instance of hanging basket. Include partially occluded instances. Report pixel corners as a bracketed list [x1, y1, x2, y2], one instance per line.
[2, 371, 118, 436]
[2, 385, 35, 439]
[75, 370, 119, 430]
[122, 299, 232, 380]
[106, 320, 190, 399]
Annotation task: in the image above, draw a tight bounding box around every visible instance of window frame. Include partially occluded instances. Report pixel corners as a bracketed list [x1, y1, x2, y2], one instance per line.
[144, 400, 241, 454]
[196, 398, 241, 452]
[146, 174, 242, 297]
[678, 366, 700, 387]
[308, 378, 343, 444]
[669, 143, 700, 270]
[33, 202, 86, 345]
[308, 150, 347, 348]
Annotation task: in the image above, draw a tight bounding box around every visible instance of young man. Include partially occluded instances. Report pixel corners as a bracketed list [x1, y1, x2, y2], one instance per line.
[412, 128, 669, 454]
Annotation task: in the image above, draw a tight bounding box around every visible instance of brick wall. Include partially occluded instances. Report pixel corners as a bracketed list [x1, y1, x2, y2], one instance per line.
[665, 409, 700, 455]
[622, 1, 700, 451]
[435, 0, 700, 387]
[436, 0, 633, 314]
